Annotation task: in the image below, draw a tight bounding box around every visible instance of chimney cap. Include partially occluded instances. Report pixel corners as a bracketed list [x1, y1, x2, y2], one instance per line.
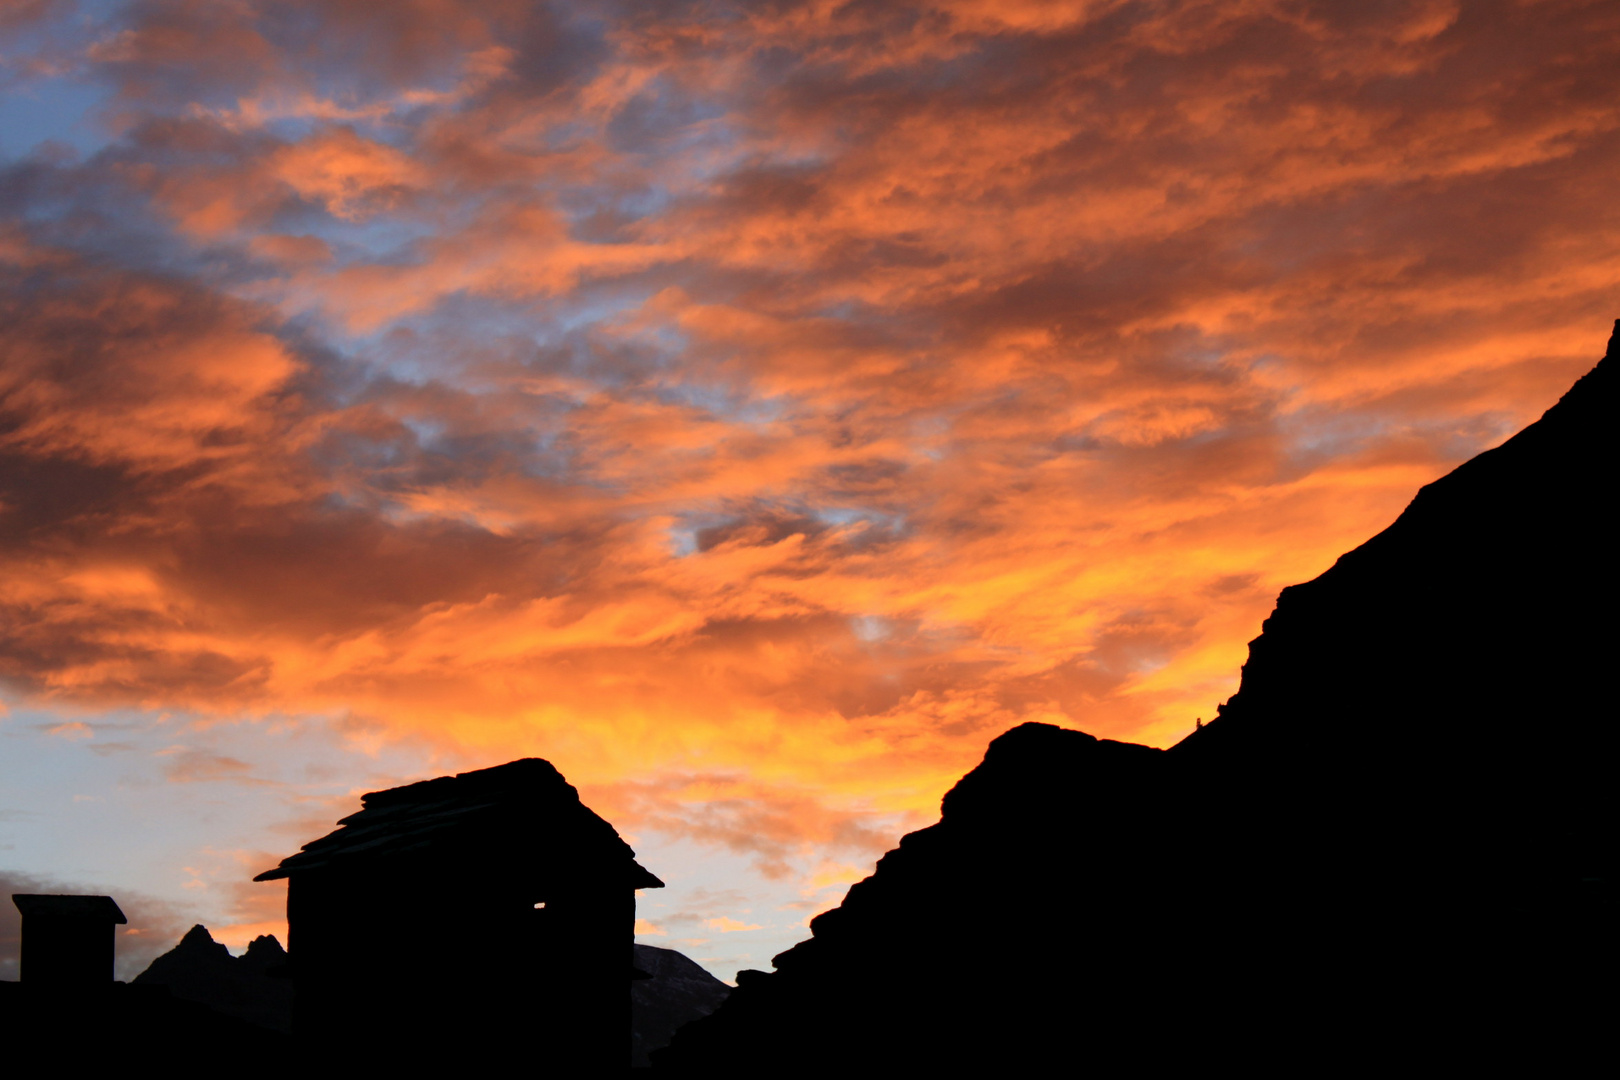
[11, 894, 128, 924]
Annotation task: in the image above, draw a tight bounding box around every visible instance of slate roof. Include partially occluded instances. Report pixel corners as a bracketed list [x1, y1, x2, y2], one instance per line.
[12, 894, 127, 923]
[254, 757, 663, 889]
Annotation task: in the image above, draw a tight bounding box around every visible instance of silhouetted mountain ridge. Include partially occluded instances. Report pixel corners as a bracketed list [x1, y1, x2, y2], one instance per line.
[133, 924, 293, 1033]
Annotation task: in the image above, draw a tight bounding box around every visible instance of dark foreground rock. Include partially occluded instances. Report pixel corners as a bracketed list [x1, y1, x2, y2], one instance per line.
[11, 924, 720, 1064]
[658, 324, 1618, 1070]
[0, 979, 289, 1063]
[132, 924, 294, 1033]
[631, 943, 730, 1067]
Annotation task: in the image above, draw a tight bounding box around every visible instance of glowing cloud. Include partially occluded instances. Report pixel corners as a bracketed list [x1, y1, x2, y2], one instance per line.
[1, 0, 1616, 954]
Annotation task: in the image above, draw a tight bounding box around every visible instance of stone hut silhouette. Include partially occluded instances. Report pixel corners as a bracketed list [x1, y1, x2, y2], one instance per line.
[11, 894, 126, 986]
[255, 758, 662, 1067]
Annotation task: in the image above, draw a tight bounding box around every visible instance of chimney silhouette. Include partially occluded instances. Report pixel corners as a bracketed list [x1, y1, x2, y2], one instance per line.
[11, 895, 127, 985]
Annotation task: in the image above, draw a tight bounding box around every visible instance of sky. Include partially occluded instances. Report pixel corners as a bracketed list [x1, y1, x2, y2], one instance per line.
[1, 0, 1617, 983]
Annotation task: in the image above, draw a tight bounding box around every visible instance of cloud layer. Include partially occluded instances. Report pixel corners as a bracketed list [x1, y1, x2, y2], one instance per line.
[3, 0, 1617, 889]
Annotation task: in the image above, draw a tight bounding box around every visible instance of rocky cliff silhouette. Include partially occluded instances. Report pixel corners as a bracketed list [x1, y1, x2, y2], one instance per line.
[132, 925, 293, 1033]
[658, 323, 1617, 1069]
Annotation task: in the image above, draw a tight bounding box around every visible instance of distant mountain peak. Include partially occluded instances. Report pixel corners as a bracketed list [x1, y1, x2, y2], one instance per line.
[174, 923, 231, 959]
[242, 934, 285, 960]
[132, 924, 293, 1033]
[630, 943, 730, 1068]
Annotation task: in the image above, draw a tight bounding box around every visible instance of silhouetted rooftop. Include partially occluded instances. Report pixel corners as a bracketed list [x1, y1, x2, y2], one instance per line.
[254, 757, 662, 888]
[12, 894, 127, 922]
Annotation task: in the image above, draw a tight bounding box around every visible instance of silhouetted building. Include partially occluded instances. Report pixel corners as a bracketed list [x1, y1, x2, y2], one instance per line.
[255, 757, 662, 1068]
[11, 894, 126, 986]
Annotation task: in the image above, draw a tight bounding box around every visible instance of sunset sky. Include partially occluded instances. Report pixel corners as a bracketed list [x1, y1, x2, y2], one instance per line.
[2, 0, 1617, 982]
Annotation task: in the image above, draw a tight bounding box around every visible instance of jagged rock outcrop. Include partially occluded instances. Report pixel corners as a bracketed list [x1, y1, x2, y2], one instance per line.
[630, 943, 730, 1067]
[132, 925, 294, 1033]
[658, 323, 1617, 1069]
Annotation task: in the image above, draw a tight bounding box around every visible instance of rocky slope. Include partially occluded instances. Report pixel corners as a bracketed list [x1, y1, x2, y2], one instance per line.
[630, 943, 730, 1067]
[657, 323, 1617, 1069]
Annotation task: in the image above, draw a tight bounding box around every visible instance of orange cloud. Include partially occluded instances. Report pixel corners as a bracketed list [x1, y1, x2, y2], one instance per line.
[2, 0, 1617, 910]
[271, 128, 426, 221]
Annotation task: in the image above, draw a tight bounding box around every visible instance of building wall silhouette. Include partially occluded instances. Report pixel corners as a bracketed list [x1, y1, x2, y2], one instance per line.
[256, 757, 661, 1067]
